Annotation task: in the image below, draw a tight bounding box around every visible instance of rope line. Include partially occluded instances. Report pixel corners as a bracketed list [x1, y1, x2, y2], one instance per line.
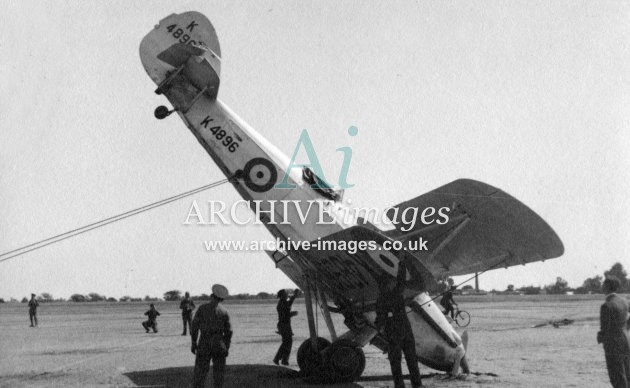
[0, 178, 231, 263]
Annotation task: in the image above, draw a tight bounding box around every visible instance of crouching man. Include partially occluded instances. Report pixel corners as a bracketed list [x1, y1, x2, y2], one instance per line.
[142, 304, 160, 333]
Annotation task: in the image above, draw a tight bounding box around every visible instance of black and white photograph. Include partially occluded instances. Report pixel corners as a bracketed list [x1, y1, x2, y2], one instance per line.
[1, 2, 629, 387]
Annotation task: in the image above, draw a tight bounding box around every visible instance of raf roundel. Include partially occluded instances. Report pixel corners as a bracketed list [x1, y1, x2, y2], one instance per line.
[242, 157, 278, 193]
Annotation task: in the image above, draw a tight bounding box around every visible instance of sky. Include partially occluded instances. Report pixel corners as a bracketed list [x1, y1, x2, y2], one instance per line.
[1, 1, 629, 300]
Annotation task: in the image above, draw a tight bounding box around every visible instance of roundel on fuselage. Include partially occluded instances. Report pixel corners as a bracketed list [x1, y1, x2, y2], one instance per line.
[242, 157, 277, 193]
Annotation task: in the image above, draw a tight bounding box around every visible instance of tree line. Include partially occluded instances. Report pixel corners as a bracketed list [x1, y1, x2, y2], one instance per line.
[3, 290, 283, 303]
[3, 262, 626, 303]
[509, 262, 628, 295]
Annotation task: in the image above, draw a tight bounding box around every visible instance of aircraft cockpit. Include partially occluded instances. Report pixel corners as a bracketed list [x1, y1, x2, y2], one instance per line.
[302, 167, 344, 201]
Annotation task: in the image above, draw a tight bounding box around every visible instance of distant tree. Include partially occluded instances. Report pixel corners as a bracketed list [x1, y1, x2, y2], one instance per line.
[119, 296, 131, 302]
[506, 284, 515, 292]
[192, 293, 211, 301]
[21, 297, 28, 303]
[604, 263, 629, 292]
[70, 294, 86, 302]
[163, 290, 181, 301]
[88, 293, 105, 302]
[106, 297, 117, 302]
[230, 293, 251, 300]
[461, 285, 474, 291]
[39, 293, 53, 302]
[0, 298, 5, 303]
[257, 292, 272, 299]
[144, 295, 159, 302]
[578, 275, 603, 294]
[518, 285, 542, 295]
[545, 277, 570, 295]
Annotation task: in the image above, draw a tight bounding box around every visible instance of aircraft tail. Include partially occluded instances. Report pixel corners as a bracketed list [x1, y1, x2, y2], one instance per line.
[140, 12, 222, 102]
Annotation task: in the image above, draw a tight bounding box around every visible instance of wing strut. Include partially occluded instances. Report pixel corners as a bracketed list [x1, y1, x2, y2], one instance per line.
[302, 276, 319, 351]
[317, 287, 338, 341]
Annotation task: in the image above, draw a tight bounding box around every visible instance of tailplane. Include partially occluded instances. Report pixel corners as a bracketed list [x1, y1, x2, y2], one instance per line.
[140, 11, 222, 111]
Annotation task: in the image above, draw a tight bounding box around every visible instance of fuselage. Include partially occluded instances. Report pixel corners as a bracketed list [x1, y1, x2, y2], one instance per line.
[178, 99, 353, 245]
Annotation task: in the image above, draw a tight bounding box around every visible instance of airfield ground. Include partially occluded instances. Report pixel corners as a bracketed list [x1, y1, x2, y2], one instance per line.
[0, 295, 614, 387]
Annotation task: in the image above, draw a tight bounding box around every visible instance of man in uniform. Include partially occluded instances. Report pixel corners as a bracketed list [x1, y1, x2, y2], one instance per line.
[597, 276, 630, 387]
[375, 261, 422, 388]
[273, 288, 300, 365]
[180, 292, 196, 336]
[28, 293, 39, 327]
[191, 284, 232, 388]
[142, 304, 160, 333]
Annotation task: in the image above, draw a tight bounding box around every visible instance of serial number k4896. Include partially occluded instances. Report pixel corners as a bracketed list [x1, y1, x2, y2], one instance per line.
[199, 116, 240, 153]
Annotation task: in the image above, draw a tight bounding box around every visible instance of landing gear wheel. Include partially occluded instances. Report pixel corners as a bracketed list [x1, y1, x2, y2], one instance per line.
[297, 337, 331, 376]
[325, 339, 366, 382]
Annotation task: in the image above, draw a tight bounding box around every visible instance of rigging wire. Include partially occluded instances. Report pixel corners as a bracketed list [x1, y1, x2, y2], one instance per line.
[0, 178, 231, 264]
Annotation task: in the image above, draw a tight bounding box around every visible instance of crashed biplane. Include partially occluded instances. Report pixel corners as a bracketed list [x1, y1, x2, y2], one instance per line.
[140, 11, 564, 382]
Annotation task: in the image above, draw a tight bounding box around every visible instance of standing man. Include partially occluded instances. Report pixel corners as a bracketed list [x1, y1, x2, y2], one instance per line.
[191, 284, 232, 388]
[597, 276, 630, 388]
[28, 293, 39, 327]
[180, 292, 196, 336]
[142, 303, 160, 333]
[376, 261, 423, 388]
[273, 288, 300, 365]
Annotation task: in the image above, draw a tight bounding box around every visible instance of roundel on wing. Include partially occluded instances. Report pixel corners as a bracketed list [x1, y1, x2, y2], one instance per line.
[366, 249, 410, 280]
[242, 157, 277, 193]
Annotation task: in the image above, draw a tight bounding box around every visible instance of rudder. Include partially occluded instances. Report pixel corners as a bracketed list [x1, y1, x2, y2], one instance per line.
[140, 11, 221, 102]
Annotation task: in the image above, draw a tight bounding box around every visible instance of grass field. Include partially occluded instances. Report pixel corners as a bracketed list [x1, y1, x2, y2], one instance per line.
[0, 294, 616, 387]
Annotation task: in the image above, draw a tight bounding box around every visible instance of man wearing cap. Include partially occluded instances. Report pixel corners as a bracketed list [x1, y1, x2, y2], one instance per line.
[191, 284, 232, 388]
[28, 293, 39, 327]
[180, 292, 196, 336]
[597, 276, 630, 387]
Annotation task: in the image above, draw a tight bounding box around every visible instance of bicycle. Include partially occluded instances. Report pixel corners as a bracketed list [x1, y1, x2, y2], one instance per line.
[446, 306, 470, 327]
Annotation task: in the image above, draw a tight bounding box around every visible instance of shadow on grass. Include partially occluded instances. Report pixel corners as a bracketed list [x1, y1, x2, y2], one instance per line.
[124, 364, 363, 387]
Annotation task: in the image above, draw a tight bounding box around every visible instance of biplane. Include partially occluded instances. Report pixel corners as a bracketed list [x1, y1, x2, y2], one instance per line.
[140, 11, 564, 382]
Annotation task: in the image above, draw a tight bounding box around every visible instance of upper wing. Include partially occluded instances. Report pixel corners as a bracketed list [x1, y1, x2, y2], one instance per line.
[385, 179, 563, 278]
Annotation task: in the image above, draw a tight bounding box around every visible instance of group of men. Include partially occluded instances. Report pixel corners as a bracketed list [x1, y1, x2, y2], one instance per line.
[270, 265, 423, 388]
[26, 273, 628, 387]
[139, 291, 196, 334]
[164, 278, 423, 388]
[181, 274, 629, 388]
[141, 286, 232, 388]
